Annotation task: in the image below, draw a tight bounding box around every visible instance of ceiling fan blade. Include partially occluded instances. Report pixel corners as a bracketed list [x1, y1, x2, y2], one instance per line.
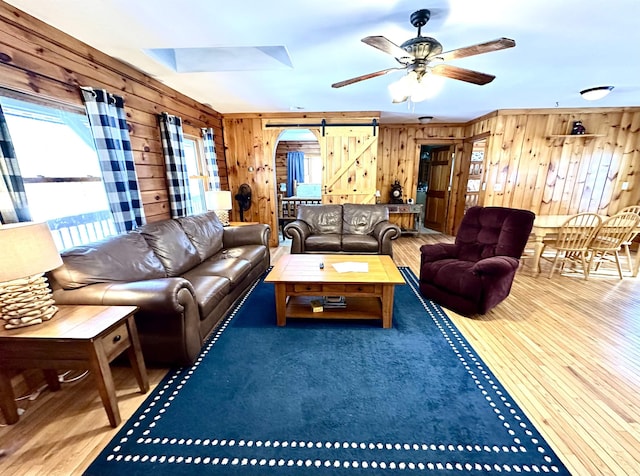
[332, 67, 405, 88]
[362, 36, 412, 59]
[436, 37, 515, 62]
[430, 64, 495, 85]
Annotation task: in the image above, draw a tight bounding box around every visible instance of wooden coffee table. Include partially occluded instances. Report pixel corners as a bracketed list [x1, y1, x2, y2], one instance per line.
[264, 254, 405, 328]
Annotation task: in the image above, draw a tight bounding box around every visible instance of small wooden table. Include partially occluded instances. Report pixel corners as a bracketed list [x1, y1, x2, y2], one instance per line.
[0, 305, 149, 427]
[264, 254, 405, 328]
[228, 221, 259, 226]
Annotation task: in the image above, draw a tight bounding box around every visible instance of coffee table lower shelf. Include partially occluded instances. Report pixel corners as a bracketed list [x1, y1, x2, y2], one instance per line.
[285, 295, 383, 321]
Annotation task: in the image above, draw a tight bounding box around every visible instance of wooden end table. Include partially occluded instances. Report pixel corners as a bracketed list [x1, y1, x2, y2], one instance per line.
[264, 254, 405, 328]
[0, 305, 149, 427]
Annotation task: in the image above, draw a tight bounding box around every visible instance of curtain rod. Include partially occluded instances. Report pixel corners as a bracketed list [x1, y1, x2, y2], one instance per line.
[265, 118, 378, 136]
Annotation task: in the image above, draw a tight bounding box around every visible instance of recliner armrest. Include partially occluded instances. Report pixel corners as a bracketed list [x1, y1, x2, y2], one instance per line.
[420, 243, 458, 263]
[283, 220, 311, 253]
[471, 256, 519, 276]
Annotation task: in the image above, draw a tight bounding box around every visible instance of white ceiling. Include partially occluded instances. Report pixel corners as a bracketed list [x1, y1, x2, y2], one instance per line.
[8, 0, 640, 123]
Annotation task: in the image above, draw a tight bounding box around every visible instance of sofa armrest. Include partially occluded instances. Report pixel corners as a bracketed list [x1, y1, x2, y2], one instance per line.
[420, 243, 457, 265]
[223, 224, 271, 248]
[52, 277, 196, 311]
[52, 277, 202, 365]
[283, 220, 311, 253]
[372, 220, 402, 256]
[471, 256, 519, 276]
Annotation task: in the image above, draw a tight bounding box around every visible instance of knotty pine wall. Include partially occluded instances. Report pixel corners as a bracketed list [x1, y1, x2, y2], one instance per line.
[225, 110, 640, 239]
[377, 124, 466, 231]
[223, 113, 380, 247]
[379, 110, 640, 234]
[467, 108, 640, 217]
[0, 1, 227, 223]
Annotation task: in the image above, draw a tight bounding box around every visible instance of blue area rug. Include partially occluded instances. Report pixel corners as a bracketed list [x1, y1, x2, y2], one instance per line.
[85, 268, 570, 475]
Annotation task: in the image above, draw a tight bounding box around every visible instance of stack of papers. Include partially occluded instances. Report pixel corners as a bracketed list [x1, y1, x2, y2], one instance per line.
[332, 262, 369, 273]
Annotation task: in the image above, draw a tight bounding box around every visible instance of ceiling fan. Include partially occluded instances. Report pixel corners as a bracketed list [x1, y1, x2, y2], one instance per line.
[331, 9, 515, 103]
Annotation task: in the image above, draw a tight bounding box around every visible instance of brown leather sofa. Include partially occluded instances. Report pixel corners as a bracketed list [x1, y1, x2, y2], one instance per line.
[283, 204, 401, 257]
[48, 212, 270, 366]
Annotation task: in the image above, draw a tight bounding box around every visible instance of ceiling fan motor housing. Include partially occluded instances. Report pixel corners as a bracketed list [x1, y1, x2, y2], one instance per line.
[400, 37, 443, 61]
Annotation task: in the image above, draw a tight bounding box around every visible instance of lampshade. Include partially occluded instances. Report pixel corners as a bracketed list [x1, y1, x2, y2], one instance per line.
[580, 86, 614, 101]
[0, 222, 62, 329]
[205, 190, 232, 211]
[0, 222, 62, 282]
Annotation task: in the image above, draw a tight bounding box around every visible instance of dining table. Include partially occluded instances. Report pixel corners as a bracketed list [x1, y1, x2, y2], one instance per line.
[529, 214, 640, 277]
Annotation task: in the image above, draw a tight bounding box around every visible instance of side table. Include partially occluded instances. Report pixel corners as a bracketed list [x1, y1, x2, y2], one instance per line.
[228, 221, 259, 226]
[0, 305, 149, 427]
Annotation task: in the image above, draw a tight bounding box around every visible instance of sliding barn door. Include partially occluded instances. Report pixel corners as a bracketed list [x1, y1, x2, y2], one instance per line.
[321, 127, 378, 204]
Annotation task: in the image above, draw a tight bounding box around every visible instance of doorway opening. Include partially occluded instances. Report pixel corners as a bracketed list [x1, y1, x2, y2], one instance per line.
[418, 144, 455, 233]
[273, 129, 321, 243]
[464, 138, 487, 211]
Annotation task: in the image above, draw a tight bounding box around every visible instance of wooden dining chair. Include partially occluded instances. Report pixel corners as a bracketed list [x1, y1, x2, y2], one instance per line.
[618, 205, 640, 272]
[587, 212, 640, 279]
[541, 212, 602, 279]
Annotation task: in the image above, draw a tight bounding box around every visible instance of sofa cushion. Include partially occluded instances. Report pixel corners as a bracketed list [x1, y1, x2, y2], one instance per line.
[137, 220, 201, 276]
[180, 274, 230, 319]
[305, 234, 342, 252]
[177, 212, 224, 261]
[52, 233, 166, 290]
[185, 256, 252, 289]
[342, 234, 379, 253]
[298, 204, 342, 234]
[343, 204, 389, 235]
[222, 245, 269, 268]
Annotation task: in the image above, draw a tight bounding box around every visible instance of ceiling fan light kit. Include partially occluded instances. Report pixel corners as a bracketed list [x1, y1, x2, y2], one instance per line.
[388, 70, 445, 103]
[332, 9, 516, 103]
[580, 86, 614, 101]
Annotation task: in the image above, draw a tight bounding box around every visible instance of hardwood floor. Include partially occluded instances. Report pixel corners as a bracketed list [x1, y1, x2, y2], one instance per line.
[1, 234, 639, 475]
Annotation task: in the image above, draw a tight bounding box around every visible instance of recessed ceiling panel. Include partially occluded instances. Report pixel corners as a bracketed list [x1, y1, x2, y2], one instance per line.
[144, 46, 293, 72]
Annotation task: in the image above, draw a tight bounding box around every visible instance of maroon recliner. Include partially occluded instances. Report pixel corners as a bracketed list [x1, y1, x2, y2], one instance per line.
[419, 206, 535, 316]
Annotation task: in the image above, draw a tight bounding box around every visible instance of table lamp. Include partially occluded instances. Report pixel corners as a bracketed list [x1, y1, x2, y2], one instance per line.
[0, 222, 63, 329]
[205, 190, 232, 226]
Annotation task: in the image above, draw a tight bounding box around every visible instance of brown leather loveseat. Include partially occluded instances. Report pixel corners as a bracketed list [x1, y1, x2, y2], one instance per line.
[283, 204, 401, 257]
[48, 212, 270, 366]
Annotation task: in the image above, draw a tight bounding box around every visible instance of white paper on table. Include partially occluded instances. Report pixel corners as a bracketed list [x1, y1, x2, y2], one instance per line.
[332, 262, 369, 273]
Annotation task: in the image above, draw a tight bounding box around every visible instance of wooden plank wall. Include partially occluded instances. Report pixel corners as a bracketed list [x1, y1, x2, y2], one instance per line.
[0, 1, 227, 224]
[223, 113, 380, 246]
[275, 140, 321, 196]
[377, 124, 467, 231]
[379, 110, 640, 233]
[468, 108, 640, 217]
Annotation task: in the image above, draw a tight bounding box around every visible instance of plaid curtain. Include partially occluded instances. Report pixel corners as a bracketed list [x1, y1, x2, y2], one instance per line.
[159, 113, 191, 218]
[81, 87, 145, 233]
[0, 103, 32, 223]
[201, 128, 220, 191]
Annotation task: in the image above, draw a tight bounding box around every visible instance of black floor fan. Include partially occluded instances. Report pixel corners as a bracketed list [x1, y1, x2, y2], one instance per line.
[234, 183, 252, 221]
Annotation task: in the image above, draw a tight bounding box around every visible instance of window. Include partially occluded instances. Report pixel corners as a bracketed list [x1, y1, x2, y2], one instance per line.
[183, 135, 207, 214]
[304, 155, 322, 184]
[0, 94, 115, 250]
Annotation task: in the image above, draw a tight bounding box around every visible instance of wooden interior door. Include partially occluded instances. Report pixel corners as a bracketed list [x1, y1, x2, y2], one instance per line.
[424, 145, 454, 232]
[321, 127, 378, 204]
